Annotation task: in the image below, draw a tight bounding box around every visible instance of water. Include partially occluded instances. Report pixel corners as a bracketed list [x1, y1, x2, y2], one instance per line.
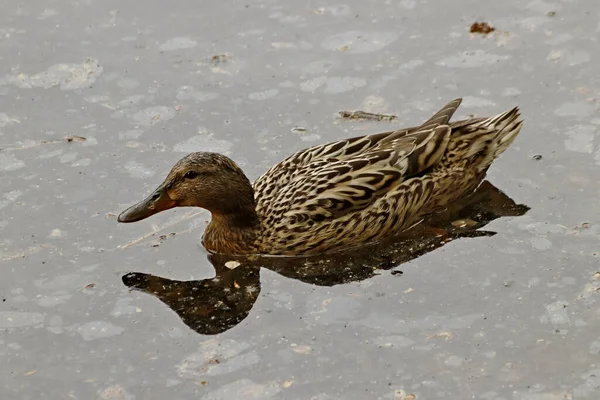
[2, 0, 600, 399]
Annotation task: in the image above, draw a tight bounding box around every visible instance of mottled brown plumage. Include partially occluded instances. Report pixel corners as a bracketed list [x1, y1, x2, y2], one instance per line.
[118, 98, 523, 255]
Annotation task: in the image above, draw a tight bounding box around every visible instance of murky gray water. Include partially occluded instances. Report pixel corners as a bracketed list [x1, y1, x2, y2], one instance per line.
[2, 1, 600, 399]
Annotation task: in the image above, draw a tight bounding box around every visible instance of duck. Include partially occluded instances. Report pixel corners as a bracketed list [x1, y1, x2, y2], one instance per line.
[118, 98, 523, 256]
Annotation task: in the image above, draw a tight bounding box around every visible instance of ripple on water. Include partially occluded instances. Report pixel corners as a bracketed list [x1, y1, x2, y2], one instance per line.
[248, 89, 278, 100]
[159, 37, 197, 51]
[124, 161, 156, 179]
[173, 128, 233, 154]
[564, 125, 595, 153]
[177, 339, 260, 378]
[130, 106, 176, 127]
[77, 321, 125, 341]
[555, 102, 595, 118]
[321, 31, 400, 54]
[0, 311, 44, 328]
[200, 379, 282, 400]
[0, 153, 25, 171]
[0, 59, 102, 91]
[438, 49, 510, 68]
[177, 86, 220, 102]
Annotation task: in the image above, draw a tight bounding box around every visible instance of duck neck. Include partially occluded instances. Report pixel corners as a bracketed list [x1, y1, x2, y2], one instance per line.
[203, 205, 260, 255]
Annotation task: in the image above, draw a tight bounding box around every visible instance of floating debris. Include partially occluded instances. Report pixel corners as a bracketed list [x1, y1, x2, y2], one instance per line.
[158, 232, 176, 241]
[451, 218, 478, 229]
[547, 11, 556, 17]
[291, 126, 307, 133]
[65, 135, 87, 143]
[545, 301, 570, 325]
[100, 385, 131, 400]
[291, 344, 312, 354]
[338, 110, 398, 121]
[391, 270, 404, 276]
[211, 53, 231, 65]
[283, 380, 294, 389]
[394, 390, 416, 400]
[427, 331, 454, 341]
[574, 222, 590, 230]
[532, 154, 543, 160]
[84, 283, 96, 289]
[470, 21, 496, 35]
[225, 260, 241, 269]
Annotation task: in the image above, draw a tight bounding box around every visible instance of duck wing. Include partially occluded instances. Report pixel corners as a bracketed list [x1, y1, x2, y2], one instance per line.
[255, 99, 462, 220]
[277, 124, 453, 222]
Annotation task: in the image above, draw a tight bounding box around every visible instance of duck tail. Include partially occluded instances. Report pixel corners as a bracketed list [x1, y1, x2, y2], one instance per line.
[465, 107, 523, 173]
[485, 106, 523, 160]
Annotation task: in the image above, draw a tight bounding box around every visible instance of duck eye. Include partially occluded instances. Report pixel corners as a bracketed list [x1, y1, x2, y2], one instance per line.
[184, 171, 198, 179]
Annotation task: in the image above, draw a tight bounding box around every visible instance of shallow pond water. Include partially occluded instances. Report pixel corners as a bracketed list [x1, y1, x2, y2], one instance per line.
[2, 0, 600, 399]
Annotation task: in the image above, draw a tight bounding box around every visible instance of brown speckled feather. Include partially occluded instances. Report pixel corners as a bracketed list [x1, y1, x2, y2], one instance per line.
[250, 98, 523, 255]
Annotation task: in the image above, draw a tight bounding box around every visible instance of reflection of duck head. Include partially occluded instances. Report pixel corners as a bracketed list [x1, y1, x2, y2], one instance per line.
[122, 181, 529, 335]
[123, 259, 261, 335]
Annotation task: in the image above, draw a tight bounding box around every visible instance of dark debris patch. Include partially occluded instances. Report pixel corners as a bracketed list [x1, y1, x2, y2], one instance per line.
[159, 233, 176, 241]
[34, 135, 87, 147]
[65, 135, 87, 143]
[338, 110, 398, 121]
[150, 232, 176, 247]
[211, 54, 231, 65]
[470, 21, 496, 35]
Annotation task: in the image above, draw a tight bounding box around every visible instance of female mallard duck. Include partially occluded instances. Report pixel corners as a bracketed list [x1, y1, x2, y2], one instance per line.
[118, 98, 523, 256]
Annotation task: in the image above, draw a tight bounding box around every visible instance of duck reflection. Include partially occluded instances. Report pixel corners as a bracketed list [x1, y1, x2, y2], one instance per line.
[122, 181, 528, 335]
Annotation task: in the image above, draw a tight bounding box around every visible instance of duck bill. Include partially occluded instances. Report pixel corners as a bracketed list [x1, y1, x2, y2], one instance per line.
[118, 184, 177, 223]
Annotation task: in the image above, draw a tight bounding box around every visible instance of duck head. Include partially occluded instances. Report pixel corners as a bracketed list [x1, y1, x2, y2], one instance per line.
[117, 152, 255, 223]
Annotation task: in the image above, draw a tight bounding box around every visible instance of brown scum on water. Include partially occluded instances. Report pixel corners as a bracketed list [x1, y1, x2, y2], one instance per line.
[470, 21, 495, 35]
